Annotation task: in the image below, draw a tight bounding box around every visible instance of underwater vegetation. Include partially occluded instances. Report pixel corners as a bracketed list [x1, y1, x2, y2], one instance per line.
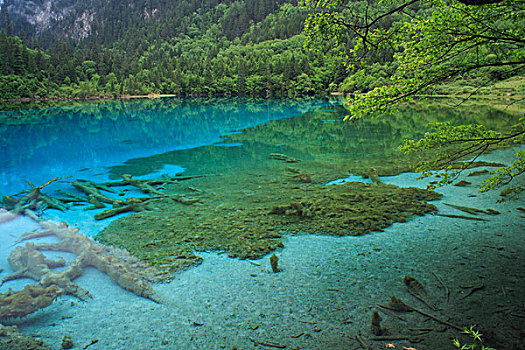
[0, 99, 522, 349]
[94, 102, 522, 274]
[97, 175, 441, 274]
[1, 100, 518, 277]
[0, 323, 50, 350]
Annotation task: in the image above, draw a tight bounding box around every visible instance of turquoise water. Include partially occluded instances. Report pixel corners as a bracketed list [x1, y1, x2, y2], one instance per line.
[0, 98, 331, 196]
[0, 98, 524, 349]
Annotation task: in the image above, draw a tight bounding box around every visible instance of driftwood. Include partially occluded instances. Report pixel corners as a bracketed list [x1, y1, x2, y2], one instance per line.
[122, 174, 165, 195]
[70, 181, 116, 205]
[119, 175, 199, 205]
[2, 175, 201, 221]
[0, 220, 167, 318]
[404, 276, 437, 310]
[269, 153, 299, 163]
[71, 176, 198, 219]
[94, 197, 149, 220]
[249, 338, 286, 349]
[436, 213, 487, 221]
[460, 283, 485, 299]
[1, 242, 91, 301]
[98, 174, 207, 187]
[432, 272, 450, 303]
[355, 334, 372, 350]
[443, 203, 500, 216]
[77, 179, 116, 193]
[0, 285, 63, 319]
[2, 178, 69, 213]
[384, 296, 463, 331]
[55, 189, 88, 203]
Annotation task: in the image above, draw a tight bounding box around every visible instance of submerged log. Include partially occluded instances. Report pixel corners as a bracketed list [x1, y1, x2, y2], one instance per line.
[77, 179, 116, 193]
[0, 285, 63, 319]
[119, 175, 198, 205]
[70, 181, 116, 205]
[121, 174, 165, 195]
[94, 197, 147, 220]
[4, 174, 200, 220]
[2, 177, 68, 213]
[98, 174, 207, 187]
[436, 213, 487, 221]
[443, 202, 500, 216]
[386, 295, 462, 331]
[0, 220, 166, 318]
[269, 153, 299, 163]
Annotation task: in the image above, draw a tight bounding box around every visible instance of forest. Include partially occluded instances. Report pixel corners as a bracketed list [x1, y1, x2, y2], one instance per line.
[0, 0, 522, 100]
[0, 0, 348, 99]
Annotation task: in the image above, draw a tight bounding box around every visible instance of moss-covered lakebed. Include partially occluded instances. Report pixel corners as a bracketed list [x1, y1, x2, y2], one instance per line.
[92, 104, 475, 274]
[96, 180, 442, 273]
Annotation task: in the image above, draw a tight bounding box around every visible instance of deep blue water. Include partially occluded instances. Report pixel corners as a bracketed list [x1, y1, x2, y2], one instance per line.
[0, 98, 332, 196]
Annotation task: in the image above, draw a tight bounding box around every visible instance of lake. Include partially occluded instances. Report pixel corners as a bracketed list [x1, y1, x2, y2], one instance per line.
[0, 98, 523, 350]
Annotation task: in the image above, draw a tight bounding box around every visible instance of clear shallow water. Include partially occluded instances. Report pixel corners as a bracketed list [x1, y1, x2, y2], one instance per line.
[0, 98, 524, 349]
[0, 98, 331, 195]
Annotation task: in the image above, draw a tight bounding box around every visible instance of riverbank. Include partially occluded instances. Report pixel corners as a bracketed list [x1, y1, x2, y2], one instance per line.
[2, 75, 523, 112]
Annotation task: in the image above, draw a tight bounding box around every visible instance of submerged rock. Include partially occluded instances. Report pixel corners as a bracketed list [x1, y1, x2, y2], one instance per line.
[0, 323, 50, 350]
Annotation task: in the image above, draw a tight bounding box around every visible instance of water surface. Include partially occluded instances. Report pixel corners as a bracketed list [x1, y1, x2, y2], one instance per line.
[0, 98, 524, 350]
[0, 98, 330, 195]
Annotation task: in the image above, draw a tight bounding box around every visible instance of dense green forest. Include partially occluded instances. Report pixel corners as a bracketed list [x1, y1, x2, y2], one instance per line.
[0, 0, 349, 99]
[0, 0, 522, 101]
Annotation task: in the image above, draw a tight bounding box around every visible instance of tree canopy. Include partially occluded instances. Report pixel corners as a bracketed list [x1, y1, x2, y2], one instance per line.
[303, 0, 525, 200]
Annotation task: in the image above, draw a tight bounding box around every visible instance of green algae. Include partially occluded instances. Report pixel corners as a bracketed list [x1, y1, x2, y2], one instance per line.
[269, 182, 441, 236]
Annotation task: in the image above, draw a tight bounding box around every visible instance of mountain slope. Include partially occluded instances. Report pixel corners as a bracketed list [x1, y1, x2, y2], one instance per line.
[1, 0, 294, 48]
[1, 0, 345, 101]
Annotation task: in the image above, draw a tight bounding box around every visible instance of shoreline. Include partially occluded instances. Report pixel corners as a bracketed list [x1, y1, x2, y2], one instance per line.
[2, 93, 180, 103]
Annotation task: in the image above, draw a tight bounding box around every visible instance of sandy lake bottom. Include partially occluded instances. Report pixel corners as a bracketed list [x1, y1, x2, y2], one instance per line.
[0, 146, 524, 350]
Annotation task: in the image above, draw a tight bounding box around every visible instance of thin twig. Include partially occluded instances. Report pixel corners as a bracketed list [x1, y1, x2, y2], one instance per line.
[461, 284, 485, 299]
[408, 290, 437, 311]
[407, 303, 463, 331]
[355, 334, 372, 350]
[83, 339, 99, 349]
[249, 338, 286, 349]
[432, 272, 450, 303]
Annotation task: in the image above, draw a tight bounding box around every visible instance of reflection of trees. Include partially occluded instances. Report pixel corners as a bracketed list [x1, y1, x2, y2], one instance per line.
[0, 98, 327, 171]
[109, 102, 520, 181]
[2, 98, 518, 186]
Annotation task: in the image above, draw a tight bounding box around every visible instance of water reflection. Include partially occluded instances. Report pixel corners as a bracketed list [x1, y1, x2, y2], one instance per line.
[0, 98, 330, 195]
[109, 102, 520, 182]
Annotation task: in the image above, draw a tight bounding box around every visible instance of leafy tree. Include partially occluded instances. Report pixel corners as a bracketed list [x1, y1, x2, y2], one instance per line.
[303, 0, 525, 199]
